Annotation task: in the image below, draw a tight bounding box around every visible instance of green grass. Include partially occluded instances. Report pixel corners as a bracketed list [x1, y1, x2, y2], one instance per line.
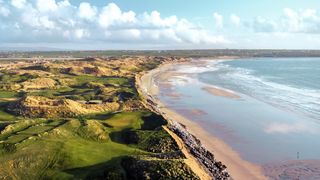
[133, 128, 181, 154]
[86, 111, 167, 131]
[71, 75, 130, 87]
[104, 112, 144, 131]
[0, 90, 21, 98]
[18, 125, 53, 135]
[0, 96, 22, 122]
[0, 117, 145, 179]
[25, 87, 75, 98]
[6, 134, 30, 143]
[0, 73, 38, 83]
[0, 109, 16, 121]
[0, 110, 171, 179]
[0, 119, 48, 140]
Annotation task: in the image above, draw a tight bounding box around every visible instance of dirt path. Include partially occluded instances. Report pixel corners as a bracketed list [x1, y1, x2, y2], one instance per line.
[163, 126, 211, 180]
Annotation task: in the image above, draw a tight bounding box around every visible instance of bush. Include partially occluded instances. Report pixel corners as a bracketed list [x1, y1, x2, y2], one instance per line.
[124, 128, 180, 153]
[121, 157, 200, 180]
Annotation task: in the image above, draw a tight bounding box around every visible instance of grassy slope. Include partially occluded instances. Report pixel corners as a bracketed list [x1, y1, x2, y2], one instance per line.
[0, 111, 167, 179]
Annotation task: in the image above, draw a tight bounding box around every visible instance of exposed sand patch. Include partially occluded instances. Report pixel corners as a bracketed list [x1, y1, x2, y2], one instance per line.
[263, 160, 320, 180]
[22, 78, 57, 90]
[166, 92, 182, 98]
[11, 96, 119, 118]
[202, 86, 240, 99]
[177, 109, 208, 117]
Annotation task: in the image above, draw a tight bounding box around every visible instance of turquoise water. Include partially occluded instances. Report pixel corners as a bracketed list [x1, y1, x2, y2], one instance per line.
[157, 58, 320, 165]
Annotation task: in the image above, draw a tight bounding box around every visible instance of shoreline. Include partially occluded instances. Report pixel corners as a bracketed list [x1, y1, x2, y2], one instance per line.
[136, 59, 268, 179]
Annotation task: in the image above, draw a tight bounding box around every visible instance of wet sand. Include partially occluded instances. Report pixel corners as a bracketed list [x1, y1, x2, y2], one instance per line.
[202, 86, 241, 99]
[137, 61, 268, 180]
[263, 160, 320, 179]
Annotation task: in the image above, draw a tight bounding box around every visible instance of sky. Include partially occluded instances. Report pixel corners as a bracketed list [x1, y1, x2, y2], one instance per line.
[1, 0, 320, 50]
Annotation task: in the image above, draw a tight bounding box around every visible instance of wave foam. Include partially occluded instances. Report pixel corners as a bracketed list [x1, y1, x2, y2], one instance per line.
[200, 61, 320, 120]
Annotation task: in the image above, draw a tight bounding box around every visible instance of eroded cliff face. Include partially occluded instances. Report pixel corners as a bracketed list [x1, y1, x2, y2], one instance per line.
[8, 96, 120, 118]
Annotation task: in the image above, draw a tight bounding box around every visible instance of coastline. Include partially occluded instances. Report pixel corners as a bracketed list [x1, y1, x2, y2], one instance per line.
[136, 59, 268, 179]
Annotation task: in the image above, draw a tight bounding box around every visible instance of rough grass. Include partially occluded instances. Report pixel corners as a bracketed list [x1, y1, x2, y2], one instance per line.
[0, 102, 18, 121]
[122, 157, 200, 180]
[0, 90, 20, 98]
[0, 109, 16, 121]
[0, 73, 38, 83]
[127, 128, 181, 154]
[72, 75, 130, 87]
[0, 111, 168, 179]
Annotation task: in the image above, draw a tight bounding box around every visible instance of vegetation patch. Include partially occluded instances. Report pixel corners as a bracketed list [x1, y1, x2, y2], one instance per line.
[121, 157, 200, 180]
[124, 128, 180, 153]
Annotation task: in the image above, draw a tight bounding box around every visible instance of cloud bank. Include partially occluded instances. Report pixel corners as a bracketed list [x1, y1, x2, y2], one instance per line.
[251, 8, 320, 34]
[0, 0, 229, 49]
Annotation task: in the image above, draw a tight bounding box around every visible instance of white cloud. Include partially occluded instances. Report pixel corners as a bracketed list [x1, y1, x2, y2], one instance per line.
[11, 0, 26, 9]
[36, 0, 58, 12]
[143, 11, 178, 27]
[0, 1, 229, 48]
[283, 8, 300, 32]
[57, 0, 70, 7]
[230, 14, 241, 26]
[0, 6, 10, 17]
[74, 29, 90, 39]
[253, 16, 277, 32]
[98, 3, 136, 28]
[213, 12, 223, 29]
[251, 8, 320, 34]
[39, 16, 55, 29]
[282, 8, 320, 33]
[78, 2, 97, 21]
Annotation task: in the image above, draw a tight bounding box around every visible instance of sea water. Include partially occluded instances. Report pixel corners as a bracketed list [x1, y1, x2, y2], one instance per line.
[199, 58, 320, 121]
[157, 58, 320, 165]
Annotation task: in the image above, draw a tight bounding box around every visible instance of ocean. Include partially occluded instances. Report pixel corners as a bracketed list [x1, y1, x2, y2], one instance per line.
[199, 58, 320, 121]
[156, 57, 320, 168]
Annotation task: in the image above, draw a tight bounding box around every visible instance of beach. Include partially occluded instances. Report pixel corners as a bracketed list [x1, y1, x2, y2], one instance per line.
[136, 60, 268, 179]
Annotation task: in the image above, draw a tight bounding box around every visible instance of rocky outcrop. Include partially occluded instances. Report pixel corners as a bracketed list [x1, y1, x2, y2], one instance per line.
[168, 121, 230, 179]
[8, 96, 119, 118]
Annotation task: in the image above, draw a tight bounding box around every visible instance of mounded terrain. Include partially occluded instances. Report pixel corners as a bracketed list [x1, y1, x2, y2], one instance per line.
[0, 56, 201, 179]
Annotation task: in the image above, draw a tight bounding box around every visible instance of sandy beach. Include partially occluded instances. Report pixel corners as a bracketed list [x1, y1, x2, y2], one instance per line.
[137, 60, 268, 180]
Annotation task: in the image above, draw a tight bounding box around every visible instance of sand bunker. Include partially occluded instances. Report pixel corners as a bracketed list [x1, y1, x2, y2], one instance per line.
[10, 96, 119, 118]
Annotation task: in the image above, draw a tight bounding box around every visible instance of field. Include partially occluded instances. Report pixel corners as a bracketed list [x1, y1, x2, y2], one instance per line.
[0, 57, 198, 179]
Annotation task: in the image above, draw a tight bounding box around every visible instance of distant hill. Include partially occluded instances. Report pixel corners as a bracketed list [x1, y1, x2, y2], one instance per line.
[0, 47, 70, 52]
[1, 49, 320, 58]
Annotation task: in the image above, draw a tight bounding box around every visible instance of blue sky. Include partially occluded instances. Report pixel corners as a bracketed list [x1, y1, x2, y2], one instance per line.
[1, 0, 320, 50]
